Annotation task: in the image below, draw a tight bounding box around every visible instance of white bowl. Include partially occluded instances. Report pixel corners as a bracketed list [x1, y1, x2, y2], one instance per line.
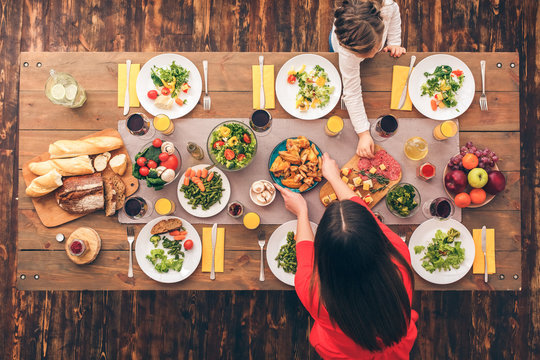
[249, 180, 276, 206]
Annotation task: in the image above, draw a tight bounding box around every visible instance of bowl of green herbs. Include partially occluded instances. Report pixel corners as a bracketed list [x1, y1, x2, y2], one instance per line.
[386, 183, 421, 218]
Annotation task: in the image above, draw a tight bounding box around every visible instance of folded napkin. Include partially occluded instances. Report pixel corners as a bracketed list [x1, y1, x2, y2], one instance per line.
[201, 227, 225, 272]
[117, 63, 140, 107]
[252, 65, 275, 109]
[472, 228, 496, 274]
[390, 65, 413, 111]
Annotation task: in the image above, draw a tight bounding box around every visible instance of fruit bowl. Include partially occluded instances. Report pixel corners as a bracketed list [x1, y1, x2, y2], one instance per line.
[442, 161, 498, 208]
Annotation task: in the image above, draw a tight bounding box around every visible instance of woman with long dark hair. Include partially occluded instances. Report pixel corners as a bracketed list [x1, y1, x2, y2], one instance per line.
[275, 153, 418, 359]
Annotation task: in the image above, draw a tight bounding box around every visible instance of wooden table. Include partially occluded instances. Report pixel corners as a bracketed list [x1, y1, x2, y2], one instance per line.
[17, 52, 521, 291]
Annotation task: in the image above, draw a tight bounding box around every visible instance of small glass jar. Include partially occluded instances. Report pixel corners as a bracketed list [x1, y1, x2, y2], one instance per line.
[187, 142, 204, 160]
[417, 162, 436, 181]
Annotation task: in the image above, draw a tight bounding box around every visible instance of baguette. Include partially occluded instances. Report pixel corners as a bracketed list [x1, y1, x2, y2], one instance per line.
[25, 169, 63, 197]
[109, 154, 127, 175]
[28, 155, 95, 176]
[48, 136, 123, 159]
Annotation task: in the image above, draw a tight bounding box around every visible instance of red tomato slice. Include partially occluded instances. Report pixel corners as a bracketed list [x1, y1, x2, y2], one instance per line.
[243, 134, 251, 144]
[213, 141, 225, 149]
[224, 149, 235, 160]
[287, 74, 296, 84]
[237, 154, 246, 161]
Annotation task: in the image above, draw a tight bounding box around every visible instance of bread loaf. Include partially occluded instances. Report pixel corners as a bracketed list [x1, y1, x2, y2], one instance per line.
[55, 173, 104, 214]
[109, 154, 127, 176]
[49, 136, 123, 159]
[28, 155, 95, 176]
[25, 169, 63, 197]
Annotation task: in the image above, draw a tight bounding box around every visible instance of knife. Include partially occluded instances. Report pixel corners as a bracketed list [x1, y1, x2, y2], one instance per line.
[259, 55, 265, 109]
[210, 223, 217, 280]
[398, 55, 416, 110]
[123, 59, 131, 116]
[481, 225, 488, 283]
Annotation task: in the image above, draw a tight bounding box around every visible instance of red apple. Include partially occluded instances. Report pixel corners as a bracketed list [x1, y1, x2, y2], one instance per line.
[484, 170, 506, 195]
[444, 169, 468, 193]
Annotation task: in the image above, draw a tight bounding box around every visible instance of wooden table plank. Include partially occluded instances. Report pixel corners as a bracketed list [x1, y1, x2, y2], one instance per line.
[16, 249, 521, 291]
[19, 52, 519, 92]
[18, 90, 520, 131]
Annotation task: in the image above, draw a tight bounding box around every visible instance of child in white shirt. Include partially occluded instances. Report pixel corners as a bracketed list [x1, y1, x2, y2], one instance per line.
[331, 0, 406, 158]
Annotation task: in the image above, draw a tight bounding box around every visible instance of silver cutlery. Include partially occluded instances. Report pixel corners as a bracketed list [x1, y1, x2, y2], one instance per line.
[123, 59, 131, 116]
[210, 223, 217, 280]
[397, 232, 406, 243]
[126, 226, 135, 278]
[258, 230, 266, 281]
[259, 55, 265, 109]
[203, 60, 211, 110]
[479, 60, 488, 111]
[398, 55, 416, 109]
[481, 225, 488, 283]
[340, 95, 347, 110]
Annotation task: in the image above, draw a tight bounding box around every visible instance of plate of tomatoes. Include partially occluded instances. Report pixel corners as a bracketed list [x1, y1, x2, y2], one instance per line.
[132, 138, 182, 190]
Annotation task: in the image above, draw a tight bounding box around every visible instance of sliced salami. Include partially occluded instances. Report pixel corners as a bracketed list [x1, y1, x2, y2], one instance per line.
[357, 158, 371, 170]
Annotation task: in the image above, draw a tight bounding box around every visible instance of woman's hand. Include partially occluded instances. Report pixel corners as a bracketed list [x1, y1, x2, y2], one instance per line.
[383, 45, 406, 58]
[356, 131, 375, 158]
[275, 183, 308, 217]
[321, 152, 341, 181]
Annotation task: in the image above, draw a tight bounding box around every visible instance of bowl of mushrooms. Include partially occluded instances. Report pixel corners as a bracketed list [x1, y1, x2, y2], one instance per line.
[250, 180, 276, 206]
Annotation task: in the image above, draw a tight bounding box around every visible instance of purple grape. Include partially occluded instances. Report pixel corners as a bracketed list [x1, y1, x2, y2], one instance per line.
[471, 146, 477, 152]
[492, 155, 499, 162]
[461, 146, 468, 152]
[452, 157, 459, 164]
[482, 150, 489, 156]
[488, 151, 494, 157]
[478, 163, 485, 168]
[489, 160, 495, 167]
[481, 156, 489, 163]
[475, 151, 482, 157]
[457, 154, 463, 160]
[448, 161, 454, 167]
[460, 151, 467, 156]
[453, 165, 460, 170]
[466, 141, 473, 147]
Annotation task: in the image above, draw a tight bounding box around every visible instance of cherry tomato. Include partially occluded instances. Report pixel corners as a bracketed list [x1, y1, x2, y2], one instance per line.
[184, 239, 194, 250]
[152, 138, 163, 148]
[147, 160, 158, 169]
[175, 97, 184, 106]
[139, 166, 150, 177]
[161, 87, 171, 96]
[224, 149, 235, 160]
[213, 141, 225, 149]
[452, 70, 463, 77]
[136, 157, 147, 167]
[147, 90, 158, 100]
[287, 74, 296, 84]
[158, 152, 169, 162]
[243, 134, 251, 144]
[237, 154, 246, 161]
[161, 154, 179, 170]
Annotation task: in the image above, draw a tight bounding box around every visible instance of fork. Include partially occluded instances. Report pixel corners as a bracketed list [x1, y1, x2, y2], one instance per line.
[258, 230, 266, 281]
[202, 60, 211, 110]
[127, 226, 135, 278]
[479, 60, 488, 111]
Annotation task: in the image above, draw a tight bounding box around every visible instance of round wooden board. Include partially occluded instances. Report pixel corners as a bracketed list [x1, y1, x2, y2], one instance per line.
[65, 227, 102, 265]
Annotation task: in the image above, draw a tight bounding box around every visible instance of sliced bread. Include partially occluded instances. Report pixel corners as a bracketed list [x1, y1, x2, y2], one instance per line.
[151, 218, 183, 235]
[110, 175, 126, 210]
[103, 177, 117, 216]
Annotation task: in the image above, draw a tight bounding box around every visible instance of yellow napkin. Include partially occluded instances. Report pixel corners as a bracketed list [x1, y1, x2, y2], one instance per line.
[252, 65, 275, 109]
[117, 63, 140, 107]
[472, 228, 496, 274]
[202, 227, 225, 272]
[390, 65, 413, 111]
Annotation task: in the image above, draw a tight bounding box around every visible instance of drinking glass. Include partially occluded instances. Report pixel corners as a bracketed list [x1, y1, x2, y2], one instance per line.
[325, 116, 344, 137]
[44, 70, 87, 108]
[126, 113, 155, 139]
[370, 115, 398, 142]
[422, 197, 455, 219]
[153, 114, 174, 135]
[249, 109, 272, 135]
[124, 197, 152, 219]
[404, 137, 428, 161]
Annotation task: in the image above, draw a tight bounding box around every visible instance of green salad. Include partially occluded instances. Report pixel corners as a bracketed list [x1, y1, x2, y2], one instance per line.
[414, 228, 465, 273]
[420, 65, 465, 111]
[288, 64, 335, 111]
[147, 234, 185, 273]
[151, 61, 190, 98]
[275, 231, 297, 274]
[386, 184, 418, 217]
[209, 122, 256, 170]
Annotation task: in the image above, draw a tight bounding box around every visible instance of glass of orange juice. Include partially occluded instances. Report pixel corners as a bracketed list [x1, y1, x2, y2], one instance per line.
[404, 137, 428, 160]
[325, 116, 344, 136]
[153, 114, 174, 135]
[154, 198, 175, 216]
[433, 120, 458, 140]
[243, 212, 260, 230]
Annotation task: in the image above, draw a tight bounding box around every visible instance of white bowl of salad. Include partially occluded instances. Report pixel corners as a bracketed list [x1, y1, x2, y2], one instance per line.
[207, 121, 257, 171]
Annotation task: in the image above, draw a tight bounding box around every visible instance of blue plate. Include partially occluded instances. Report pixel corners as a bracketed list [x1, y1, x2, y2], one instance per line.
[268, 138, 323, 193]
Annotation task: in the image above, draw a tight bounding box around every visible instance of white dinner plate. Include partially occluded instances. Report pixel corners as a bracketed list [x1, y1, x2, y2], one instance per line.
[408, 54, 475, 120]
[176, 164, 231, 218]
[266, 220, 318, 286]
[135, 216, 202, 283]
[136, 53, 202, 119]
[408, 218, 475, 285]
[275, 54, 342, 120]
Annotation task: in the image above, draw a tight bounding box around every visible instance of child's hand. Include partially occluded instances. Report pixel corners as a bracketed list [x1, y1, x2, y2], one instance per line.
[356, 131, 375, 158]
[383, 45, 406, 58]
[321, 152, 341, 181]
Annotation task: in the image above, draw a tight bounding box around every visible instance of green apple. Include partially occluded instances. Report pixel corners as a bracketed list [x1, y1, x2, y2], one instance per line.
[468, 168, 489, 188]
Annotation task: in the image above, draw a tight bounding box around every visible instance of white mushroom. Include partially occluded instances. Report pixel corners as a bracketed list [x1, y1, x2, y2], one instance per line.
[263, 181, 275, 194]
[161, 141, 175, 155]
[156, 166, 167, 177]
[252, 181, 265, 194]
[256, 193, 268, 204]
[160, 169, 176, 183]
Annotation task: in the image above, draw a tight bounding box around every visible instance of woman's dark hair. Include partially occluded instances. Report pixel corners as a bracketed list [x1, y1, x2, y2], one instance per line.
[334, 0, 385, 55]
[312, 199, 414, 351]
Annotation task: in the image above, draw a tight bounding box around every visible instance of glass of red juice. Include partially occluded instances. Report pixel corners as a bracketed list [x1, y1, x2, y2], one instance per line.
[422, 197, 455, 219]
[126, 113, 155, 139]
[124, 197, 152, 219]
[249, 110, 272, 135]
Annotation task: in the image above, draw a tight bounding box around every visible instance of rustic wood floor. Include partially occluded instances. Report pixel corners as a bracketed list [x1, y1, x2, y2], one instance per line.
[0, 0, 538, 359]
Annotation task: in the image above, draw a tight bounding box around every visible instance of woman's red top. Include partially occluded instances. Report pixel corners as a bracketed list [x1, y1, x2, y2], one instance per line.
[295, 196, 418, 359]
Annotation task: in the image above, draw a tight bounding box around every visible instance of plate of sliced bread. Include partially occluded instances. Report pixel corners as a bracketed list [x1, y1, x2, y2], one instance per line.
[22, 128, 139, 227]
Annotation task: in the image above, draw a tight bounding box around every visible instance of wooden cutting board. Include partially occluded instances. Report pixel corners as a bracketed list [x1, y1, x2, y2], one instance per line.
[319, 145, 402, 208]
[22, 128, 139, 227]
